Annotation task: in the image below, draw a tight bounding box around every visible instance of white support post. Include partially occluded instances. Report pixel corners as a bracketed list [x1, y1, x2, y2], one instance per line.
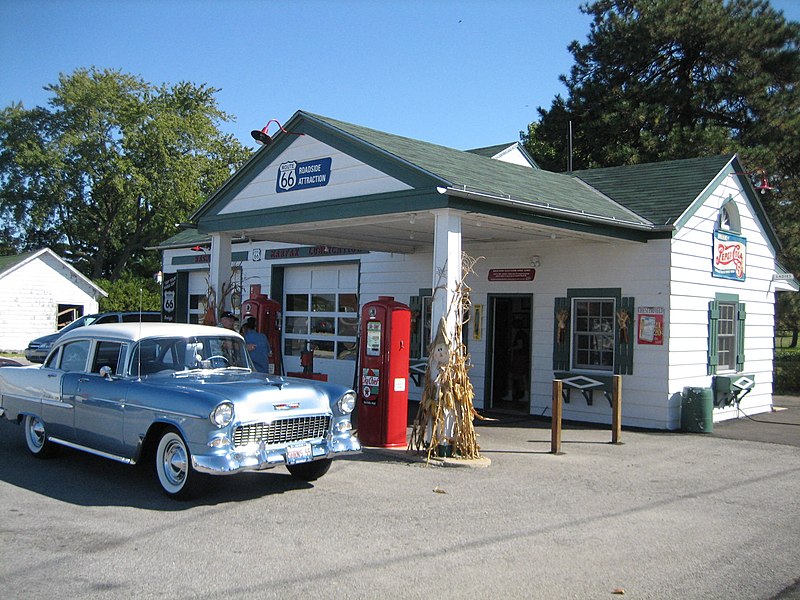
[209, 233, 233, 317]
[431, 208, 462, 343]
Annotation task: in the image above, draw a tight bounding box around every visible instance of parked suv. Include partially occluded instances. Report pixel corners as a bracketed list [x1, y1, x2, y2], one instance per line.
[24, 311, 161, 363]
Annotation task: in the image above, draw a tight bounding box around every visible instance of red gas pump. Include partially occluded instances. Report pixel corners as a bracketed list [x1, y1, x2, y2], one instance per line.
[242, 284, 283, 375]
[357, 296, 411, 448]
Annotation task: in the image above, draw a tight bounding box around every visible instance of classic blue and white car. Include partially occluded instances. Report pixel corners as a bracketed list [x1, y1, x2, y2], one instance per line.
[0, 323, 361, 498]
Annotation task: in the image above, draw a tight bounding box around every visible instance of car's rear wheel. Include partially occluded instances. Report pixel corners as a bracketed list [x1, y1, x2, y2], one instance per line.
[155, 429, 204, 499]
[287, 458, 332, 481]
[24, 414, 54, 458]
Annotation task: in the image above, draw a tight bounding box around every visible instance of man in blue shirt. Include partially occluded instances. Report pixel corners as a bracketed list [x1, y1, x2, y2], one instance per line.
[241, 316, 271, 373]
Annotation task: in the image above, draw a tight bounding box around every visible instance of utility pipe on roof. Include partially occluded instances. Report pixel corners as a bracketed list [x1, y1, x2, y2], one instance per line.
[436, 186, 672, 232]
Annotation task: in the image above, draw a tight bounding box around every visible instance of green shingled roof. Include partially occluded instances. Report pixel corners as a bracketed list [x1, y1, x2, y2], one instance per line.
[466, 143, 518, 157]
[571, 155, 734, 226]
[191, 111, 749, 242]
[301, 112, 649, 226]
[152, 228, 210, 250]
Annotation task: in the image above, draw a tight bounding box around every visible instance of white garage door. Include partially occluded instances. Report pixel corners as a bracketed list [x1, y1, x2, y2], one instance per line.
[282, 263, 359, 387]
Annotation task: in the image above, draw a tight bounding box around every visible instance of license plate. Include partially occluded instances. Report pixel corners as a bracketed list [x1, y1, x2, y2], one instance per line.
[286, 442, 313, 465]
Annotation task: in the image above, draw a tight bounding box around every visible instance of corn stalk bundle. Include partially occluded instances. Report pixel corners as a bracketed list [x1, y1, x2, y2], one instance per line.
[409, 253, 483, 461]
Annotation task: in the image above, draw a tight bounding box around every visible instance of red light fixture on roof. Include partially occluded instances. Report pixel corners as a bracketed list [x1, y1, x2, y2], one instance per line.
[250, 119, 304, 146]
[753, 170, 776, 194]
[734, 168, 777, 195]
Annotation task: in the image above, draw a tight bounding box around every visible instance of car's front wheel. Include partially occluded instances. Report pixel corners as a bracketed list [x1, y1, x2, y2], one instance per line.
[24, 414, 54, 458]
[155, 429, 204, 499]
[287, 458, 332, 481]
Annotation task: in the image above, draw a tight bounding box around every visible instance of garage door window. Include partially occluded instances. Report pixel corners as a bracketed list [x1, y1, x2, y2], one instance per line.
[284, 292, 359, 361]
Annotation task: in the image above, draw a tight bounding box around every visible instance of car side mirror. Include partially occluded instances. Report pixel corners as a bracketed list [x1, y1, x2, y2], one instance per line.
[100, 366, 114, 380]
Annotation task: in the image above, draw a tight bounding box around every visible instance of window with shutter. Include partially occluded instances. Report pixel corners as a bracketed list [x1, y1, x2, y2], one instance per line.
[708, 293, 744, 375]
[552, 289, 634, 374]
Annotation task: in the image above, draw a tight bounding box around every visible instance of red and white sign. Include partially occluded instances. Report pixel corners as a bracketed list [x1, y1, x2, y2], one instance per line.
[713, 230, 746, 281]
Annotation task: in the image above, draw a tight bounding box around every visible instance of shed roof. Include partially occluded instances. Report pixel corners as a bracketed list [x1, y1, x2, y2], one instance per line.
[0, 248, 107, 296]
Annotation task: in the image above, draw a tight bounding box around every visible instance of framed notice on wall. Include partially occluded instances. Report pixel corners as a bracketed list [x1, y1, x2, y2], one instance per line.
[637, 307, 664, 345]
[473, 304, 483, 340]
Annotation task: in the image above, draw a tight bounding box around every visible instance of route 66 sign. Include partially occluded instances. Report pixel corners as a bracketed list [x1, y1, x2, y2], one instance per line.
[163, 291, 175, 313]
[277, 161, 297, 192]
[276, 157, 332, 193]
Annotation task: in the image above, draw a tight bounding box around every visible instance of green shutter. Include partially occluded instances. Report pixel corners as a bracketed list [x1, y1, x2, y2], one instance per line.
[736, 302, 746, 371]
[553, 296, 570, 371]
[615, 296, 635, 375]
[708, 300, 720, 375]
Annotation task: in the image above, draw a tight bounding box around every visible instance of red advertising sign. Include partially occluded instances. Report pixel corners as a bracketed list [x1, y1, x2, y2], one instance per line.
[637, 307, 664, 345]
[713, 230, 746, 281]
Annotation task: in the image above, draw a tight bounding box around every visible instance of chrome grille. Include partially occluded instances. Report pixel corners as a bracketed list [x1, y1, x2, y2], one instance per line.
[233, 415, 331, 447]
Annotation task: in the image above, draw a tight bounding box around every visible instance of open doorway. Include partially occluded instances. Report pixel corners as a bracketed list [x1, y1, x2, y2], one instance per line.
[487, 295, 532, 412]
[57, 304, 83, 330]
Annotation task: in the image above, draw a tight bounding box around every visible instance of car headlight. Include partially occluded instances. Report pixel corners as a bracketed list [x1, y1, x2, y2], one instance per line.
[210, 402, 234, 427]
[338, 391, 356, 414]
[40, 342, 52, 350]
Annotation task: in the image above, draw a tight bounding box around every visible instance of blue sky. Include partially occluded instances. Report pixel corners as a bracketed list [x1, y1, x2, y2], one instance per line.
[2, 0, 799, 151]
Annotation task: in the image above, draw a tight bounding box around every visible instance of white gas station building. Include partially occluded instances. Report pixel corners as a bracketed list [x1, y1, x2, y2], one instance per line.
[155, 110, 797, 430]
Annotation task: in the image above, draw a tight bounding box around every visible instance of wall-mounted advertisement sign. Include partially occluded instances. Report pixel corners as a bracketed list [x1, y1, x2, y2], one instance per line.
[488, 268, 536, 282]
[276, 157, 332, 193]
[637, 306, 664, 345]
[713, 230, 746, 281]
[161, 272, 177, 323]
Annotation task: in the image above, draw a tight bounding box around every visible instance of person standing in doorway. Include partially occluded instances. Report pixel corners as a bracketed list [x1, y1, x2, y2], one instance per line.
[509, 318, 530, 402]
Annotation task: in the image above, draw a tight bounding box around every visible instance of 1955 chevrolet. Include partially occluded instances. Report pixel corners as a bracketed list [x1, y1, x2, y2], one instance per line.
[0, 322, 361, 499]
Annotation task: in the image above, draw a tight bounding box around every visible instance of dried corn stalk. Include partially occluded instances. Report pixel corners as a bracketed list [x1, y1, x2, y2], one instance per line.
[409, 253, 483, 461]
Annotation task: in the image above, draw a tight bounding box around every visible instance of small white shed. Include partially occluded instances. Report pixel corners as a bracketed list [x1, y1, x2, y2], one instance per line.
[0, 248, 107, 352]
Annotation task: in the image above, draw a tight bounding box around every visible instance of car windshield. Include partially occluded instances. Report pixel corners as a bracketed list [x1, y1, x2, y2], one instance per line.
[129, 335, 252, 376]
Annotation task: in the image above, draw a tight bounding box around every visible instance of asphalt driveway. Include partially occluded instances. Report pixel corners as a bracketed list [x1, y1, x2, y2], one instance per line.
[0, 399, 798, 599]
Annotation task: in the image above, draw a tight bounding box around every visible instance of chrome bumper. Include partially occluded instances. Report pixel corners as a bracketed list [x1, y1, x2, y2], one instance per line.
[191, 434, 362, 475]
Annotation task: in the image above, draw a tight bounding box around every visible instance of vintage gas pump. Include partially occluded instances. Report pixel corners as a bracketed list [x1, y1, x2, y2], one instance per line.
[241, 284, 283, 375]
[357, 296, 411, 448]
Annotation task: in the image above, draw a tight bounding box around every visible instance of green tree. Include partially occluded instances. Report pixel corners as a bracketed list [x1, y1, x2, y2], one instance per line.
[96, 275, 162, 312]
[0, 67, 251, 280]
[525, 0, 799, 171]
[523, 0, 800, 335]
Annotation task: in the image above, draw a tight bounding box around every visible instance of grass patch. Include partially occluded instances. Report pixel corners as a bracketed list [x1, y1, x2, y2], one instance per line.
[775, 349, 800, 393]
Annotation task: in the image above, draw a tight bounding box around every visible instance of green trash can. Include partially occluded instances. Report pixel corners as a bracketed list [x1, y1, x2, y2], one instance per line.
[681, 387, 714, 433]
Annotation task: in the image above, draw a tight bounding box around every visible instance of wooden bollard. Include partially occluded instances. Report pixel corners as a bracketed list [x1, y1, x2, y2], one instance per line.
[611, 374, 622, 444]
[551, 379, 563, 454]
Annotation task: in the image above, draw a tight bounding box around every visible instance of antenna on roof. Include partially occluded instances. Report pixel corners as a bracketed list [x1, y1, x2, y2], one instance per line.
[568, 121, 573, 172]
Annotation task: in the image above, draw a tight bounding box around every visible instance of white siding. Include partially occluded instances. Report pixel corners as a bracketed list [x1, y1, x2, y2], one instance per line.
[0, 255, 101, 351]
[669, 175, 778, 424]
[219, 136, 412, 215]
[460, 238, 673, 428]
